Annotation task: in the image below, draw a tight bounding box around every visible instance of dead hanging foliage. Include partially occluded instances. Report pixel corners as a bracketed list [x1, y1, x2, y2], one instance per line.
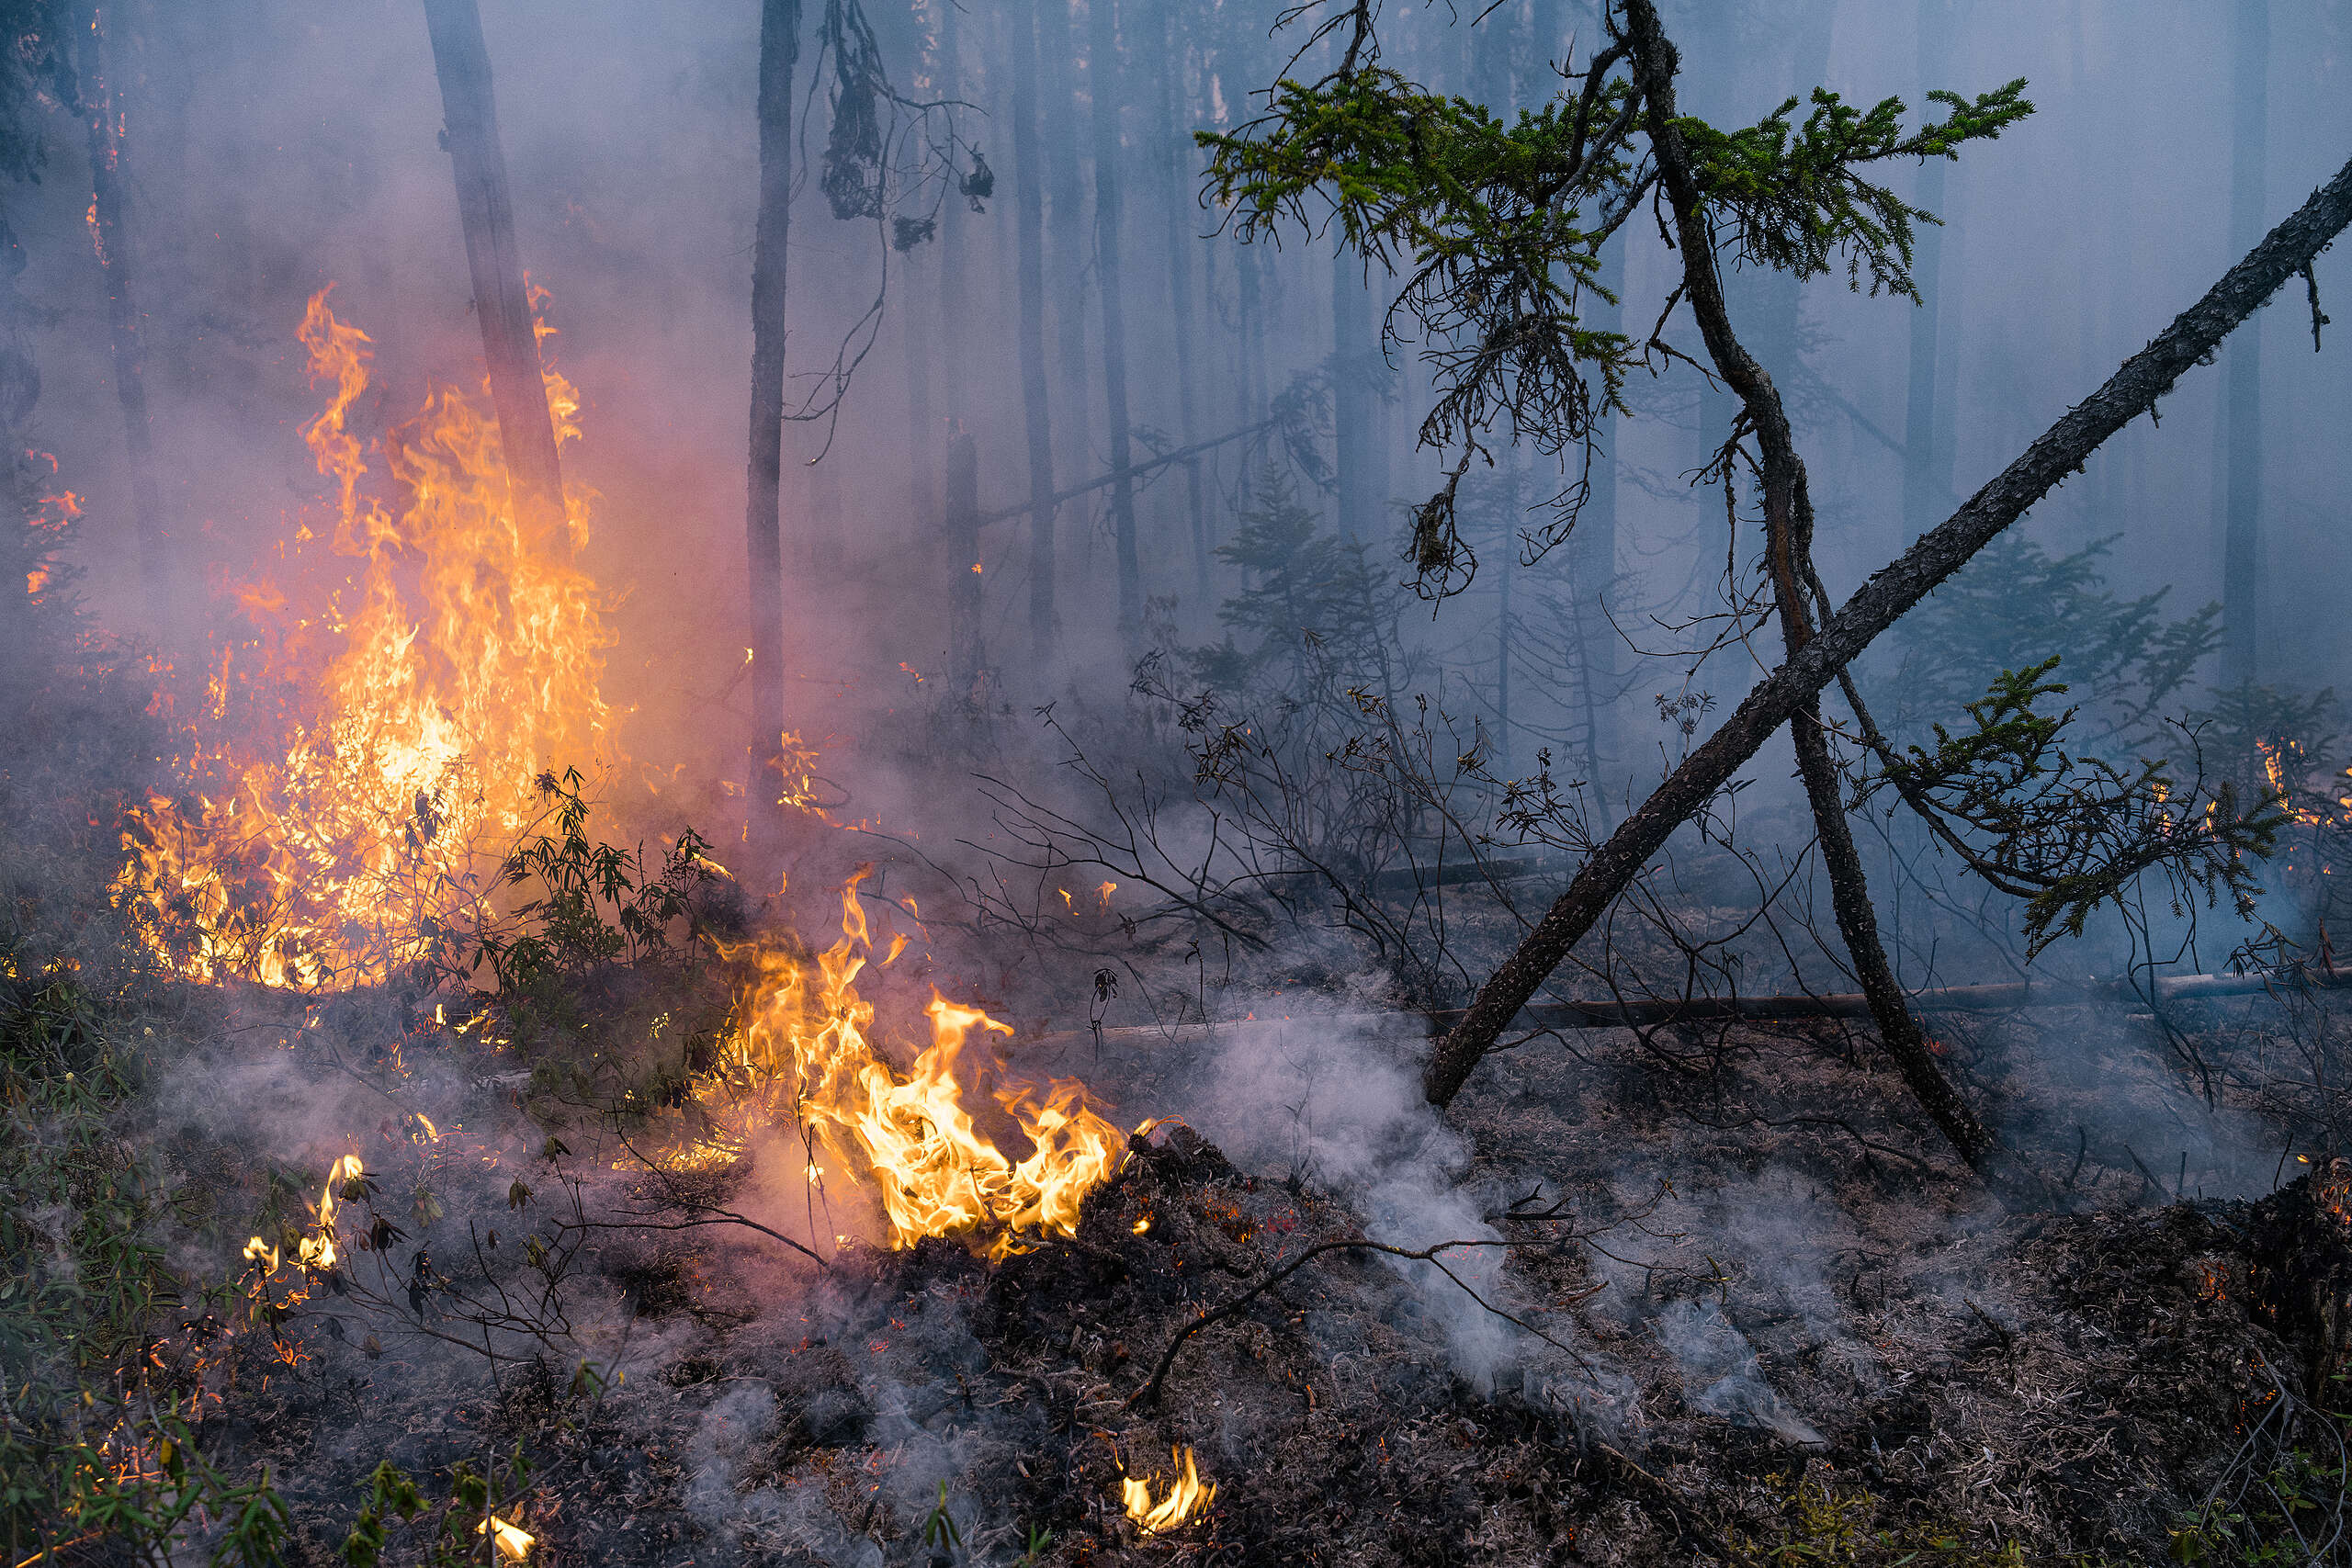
[819, 0, 888, 221]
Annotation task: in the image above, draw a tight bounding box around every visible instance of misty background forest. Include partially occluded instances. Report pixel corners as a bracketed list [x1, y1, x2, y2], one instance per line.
[6, 0, 2352, 1564]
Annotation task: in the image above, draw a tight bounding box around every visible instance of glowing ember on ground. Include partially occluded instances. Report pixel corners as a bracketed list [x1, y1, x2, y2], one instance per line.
[118, 287, 612, 989]
[1123, 1446, 1216, 1534]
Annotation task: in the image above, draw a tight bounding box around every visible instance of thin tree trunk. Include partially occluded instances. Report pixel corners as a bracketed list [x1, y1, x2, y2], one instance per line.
[78, 3, 165, 624]
[743, 0, 800, 867]
[1576, 215, 1623, 802]
[2221, 0, 2268, 688]
[1090, 0, 1142, 650]
[1332, 248, 1376, 546]
[421, 0, 568, 549]
[1036, 0, 1092, 523]
[1622, 3, 1987, 1163]
[1238, 243, 1268, 418]
[1494, 468, 1513, 782]
[936, 0, 967, 441]
[1008, 0, 1060, 661]
[1151, 0, 1210, 626]
[1424, 137, 2352, 1110]
[946, 429, 982, 700]
[1900, 0, 1952, 536]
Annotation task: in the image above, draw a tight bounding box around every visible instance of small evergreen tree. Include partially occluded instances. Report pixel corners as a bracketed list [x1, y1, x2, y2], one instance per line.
[1192, 466, 1396, 702]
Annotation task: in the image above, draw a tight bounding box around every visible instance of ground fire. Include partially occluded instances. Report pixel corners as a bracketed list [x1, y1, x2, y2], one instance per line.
[10, 4, 2352, 1566]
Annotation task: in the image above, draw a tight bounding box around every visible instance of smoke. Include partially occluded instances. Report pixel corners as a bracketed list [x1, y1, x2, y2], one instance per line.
[1187, 1007, 1531, 1388]
[1652, 1298, 1826, 1449]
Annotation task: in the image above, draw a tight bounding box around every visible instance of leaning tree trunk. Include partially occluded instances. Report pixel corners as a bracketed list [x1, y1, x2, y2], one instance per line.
[742, 0, 800, 869]
[421, 0, 568, 550]
[1007, 0, 1060, 663]
[2221, 0, 2268, 688]
[1090, 0, 1142, 650]
[1423, 138, 2352, 1111]
[78, 4, 166, 626]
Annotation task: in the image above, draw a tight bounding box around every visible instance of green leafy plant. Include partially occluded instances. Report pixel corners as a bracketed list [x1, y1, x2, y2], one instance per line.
[1855, 660, 2283, 953]
[922, 1479, 963, 1555]
[468, 768, 720, 992]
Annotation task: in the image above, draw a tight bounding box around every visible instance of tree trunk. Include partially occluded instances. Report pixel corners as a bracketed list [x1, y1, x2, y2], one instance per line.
[1494, 471, 1513, 783]
[1089, 0, 1142, 651]
[743, 0, 800, 868]
[1035, 0, 1092, 546]
[1332, 248, 1378, 546]
[1150, 0, 1210, 626]
[1901, 2, 1949, 536]
[421, 0, 568, 549]
[946, 429, 982, 701]
[2221, 0, 2268, 688]
[935, 0, 967, 456]
[1007, 0, 1060, 662]
[1623, 1, 1989, 1164]
[78, 3, 166, 626]
[1423, 141, 2352, 1110]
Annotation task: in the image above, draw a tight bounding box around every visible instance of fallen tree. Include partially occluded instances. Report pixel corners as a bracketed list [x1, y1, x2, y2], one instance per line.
[1024, 964, 2352, 1058]
[1422, 145, 2352, 1108]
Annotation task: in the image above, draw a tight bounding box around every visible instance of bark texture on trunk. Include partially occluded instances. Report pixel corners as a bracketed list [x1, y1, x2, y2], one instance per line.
[743, 0, 801, 867]
[79, 4, 165, 623]
[1007, 0, 1059, 660]
[1424, 132, 2352, 1108]
[422, 0, 568, 548]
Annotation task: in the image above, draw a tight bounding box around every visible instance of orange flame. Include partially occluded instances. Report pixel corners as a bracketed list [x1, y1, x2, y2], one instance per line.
[724, 871, 1125, 1259]
[118, 288, 612, 988]
[1123, 1447, 1215, 1534]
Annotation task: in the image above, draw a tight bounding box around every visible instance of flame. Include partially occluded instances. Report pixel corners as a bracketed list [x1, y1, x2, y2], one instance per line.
[118, 288, 612, 988]
[722, 870, 1125, 1259]
[298, 1153, 365, 1270]
[1123, 1447, 1215, 1534]
[478, 1516, 534, 1562]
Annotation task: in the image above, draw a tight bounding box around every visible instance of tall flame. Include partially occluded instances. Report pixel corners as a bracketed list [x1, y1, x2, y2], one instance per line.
[119, 288, 612, 988]
[725, 871, 1126, 1259]
[129, 294, 1128, 1263]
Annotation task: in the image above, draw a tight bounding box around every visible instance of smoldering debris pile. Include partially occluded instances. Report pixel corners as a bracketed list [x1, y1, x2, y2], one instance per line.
[160, 1030, 2352, 1568]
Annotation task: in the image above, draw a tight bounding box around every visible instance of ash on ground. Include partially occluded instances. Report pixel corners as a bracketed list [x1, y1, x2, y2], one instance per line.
[201, 1010, 2352, 1567]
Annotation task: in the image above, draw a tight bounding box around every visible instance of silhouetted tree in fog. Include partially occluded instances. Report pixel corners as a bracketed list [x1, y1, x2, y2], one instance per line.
[421, 0, 571, 551]
[1091, 0, 1144, 650]
[1007, 0, 1061, 663]
[744, 0, 801, 866]
[2221, 0, 2269, 689]
[74, 2, 168, 623]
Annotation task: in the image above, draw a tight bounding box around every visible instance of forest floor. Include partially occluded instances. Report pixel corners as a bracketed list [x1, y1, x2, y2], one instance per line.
[165, 990, 2352, 1568]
